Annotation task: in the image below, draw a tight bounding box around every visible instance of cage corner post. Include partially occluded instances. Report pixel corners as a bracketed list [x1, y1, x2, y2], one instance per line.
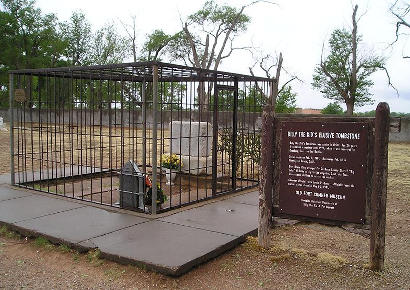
[9, 73, 15, 185]
[151, 64, 159, 214]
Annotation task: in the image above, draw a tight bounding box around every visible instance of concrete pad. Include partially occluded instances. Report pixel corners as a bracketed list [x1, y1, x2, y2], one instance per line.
[0, 186, 33, 201]
[159, 200, 258, 237]
[228, 191, 258, 206]
[0, 194, 84, 224]
[80, 220, 239, 276]
[16, 206, 149, 244]
[0, 174, 10, 185]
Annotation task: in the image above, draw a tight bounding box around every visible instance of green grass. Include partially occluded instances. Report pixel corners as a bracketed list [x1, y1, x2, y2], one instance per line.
[34, 236, 53, 249]
[72, 252, 80, 262]
[0, 225, 21, 240]
[87, 249, 103, 266]
[0, 225, 8, 235]
[57, 244, 71, 253]
[104, 267, 126, 281]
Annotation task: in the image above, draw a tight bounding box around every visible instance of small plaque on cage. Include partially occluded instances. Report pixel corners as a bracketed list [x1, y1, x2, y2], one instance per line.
[14, 89, 26, 102]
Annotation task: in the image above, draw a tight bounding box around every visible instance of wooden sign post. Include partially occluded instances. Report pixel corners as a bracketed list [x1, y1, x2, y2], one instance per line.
[370, 102, 389, 271]
[258, 104, 274, 248]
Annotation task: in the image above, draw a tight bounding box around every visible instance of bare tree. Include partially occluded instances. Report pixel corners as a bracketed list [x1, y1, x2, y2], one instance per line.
[390, 0, 410, 58]
[120, 16, 138, 62]
[249, 52, 300, 247]
[256, 53, 281, 248]
[169, 0, 275, 107]
[249, 52, 299, 100]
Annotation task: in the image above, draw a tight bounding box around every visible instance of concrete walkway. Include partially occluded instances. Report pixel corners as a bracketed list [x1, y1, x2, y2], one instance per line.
[0, 176, 258, 276]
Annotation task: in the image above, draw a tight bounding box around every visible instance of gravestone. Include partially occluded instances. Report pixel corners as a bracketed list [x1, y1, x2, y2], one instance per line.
[170, 121, 212, 175]
[119, 161, 145, 210]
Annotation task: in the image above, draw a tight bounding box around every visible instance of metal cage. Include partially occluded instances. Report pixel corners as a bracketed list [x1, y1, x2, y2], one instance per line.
[9, 61, 271, 213]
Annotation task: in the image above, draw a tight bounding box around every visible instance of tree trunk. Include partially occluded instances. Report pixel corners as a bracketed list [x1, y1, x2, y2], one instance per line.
[258, 54, 282, 248]
[346, 101, 354, 115]
[197, 82, 208, 111]
[351, 5, 358, 99]
[258, 104, 274, 248]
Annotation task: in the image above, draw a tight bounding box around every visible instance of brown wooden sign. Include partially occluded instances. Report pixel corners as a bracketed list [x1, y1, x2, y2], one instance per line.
[279, 121, 368, 223]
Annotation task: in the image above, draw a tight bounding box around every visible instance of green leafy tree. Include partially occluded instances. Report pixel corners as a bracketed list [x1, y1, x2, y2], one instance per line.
[354, 110, 376, 117]
[91, 23, 128, 65]
[321, 102, 344, 114]
[0, 0, 67, 108]
[312, 5, 395, 115]
[60, 11, 92, 66]
[275, 86, 297, 113]
[141, 30, 176, 61]
[238, 86, 266, 113]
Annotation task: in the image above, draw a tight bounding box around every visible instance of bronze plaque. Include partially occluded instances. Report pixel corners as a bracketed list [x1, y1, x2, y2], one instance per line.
[14, 89, 26, 102]
[279, 121, 368, 223]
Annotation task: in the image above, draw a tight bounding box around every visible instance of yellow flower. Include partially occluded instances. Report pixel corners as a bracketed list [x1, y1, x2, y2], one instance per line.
[161, 154, 182, 169]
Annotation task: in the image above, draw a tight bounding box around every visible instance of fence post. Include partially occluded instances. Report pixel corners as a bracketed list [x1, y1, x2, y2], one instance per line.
[231, 78, 238, 190]
[9, 73, 15, 185]
[370, 102, 389, 271]
[258, 103, 274, 248]
[151, 65, 159, 214]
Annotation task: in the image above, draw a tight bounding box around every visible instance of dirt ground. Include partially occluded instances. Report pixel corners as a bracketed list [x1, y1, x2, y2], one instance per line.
[0, 129, 409, 289]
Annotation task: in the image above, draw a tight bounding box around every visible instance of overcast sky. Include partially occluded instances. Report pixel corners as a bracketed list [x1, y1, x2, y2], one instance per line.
[36, 0, 410, 113]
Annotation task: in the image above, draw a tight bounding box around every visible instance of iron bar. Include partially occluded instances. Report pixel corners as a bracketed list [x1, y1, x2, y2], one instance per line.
[142, 80, 147, 173]
[9, 73, 15, 185]
[231, 78, 239, 190]
[212, 80, 218, 196]
[151, 64, 159, 214]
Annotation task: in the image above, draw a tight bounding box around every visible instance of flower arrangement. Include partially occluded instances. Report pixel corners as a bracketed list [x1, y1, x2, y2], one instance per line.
[161, 154, 182, 170]
[143, 184, 167, 206]
[143, 176, 167, 206]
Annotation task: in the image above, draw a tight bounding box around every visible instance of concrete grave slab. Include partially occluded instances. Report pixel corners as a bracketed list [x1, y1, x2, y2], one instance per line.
[159, 199, 258, 237]
[80, 220, 239, 276]
[228, 191, 258, 206]
[0, 186, 260, 276]
[0, 186, 33, 201]
[0, 194, 84, 224]
[16, 206, 149, 244]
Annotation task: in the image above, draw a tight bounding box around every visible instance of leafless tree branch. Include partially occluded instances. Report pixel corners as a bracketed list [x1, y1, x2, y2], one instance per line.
[119, 16, 137, 62]
[389, 0, 410, 49]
